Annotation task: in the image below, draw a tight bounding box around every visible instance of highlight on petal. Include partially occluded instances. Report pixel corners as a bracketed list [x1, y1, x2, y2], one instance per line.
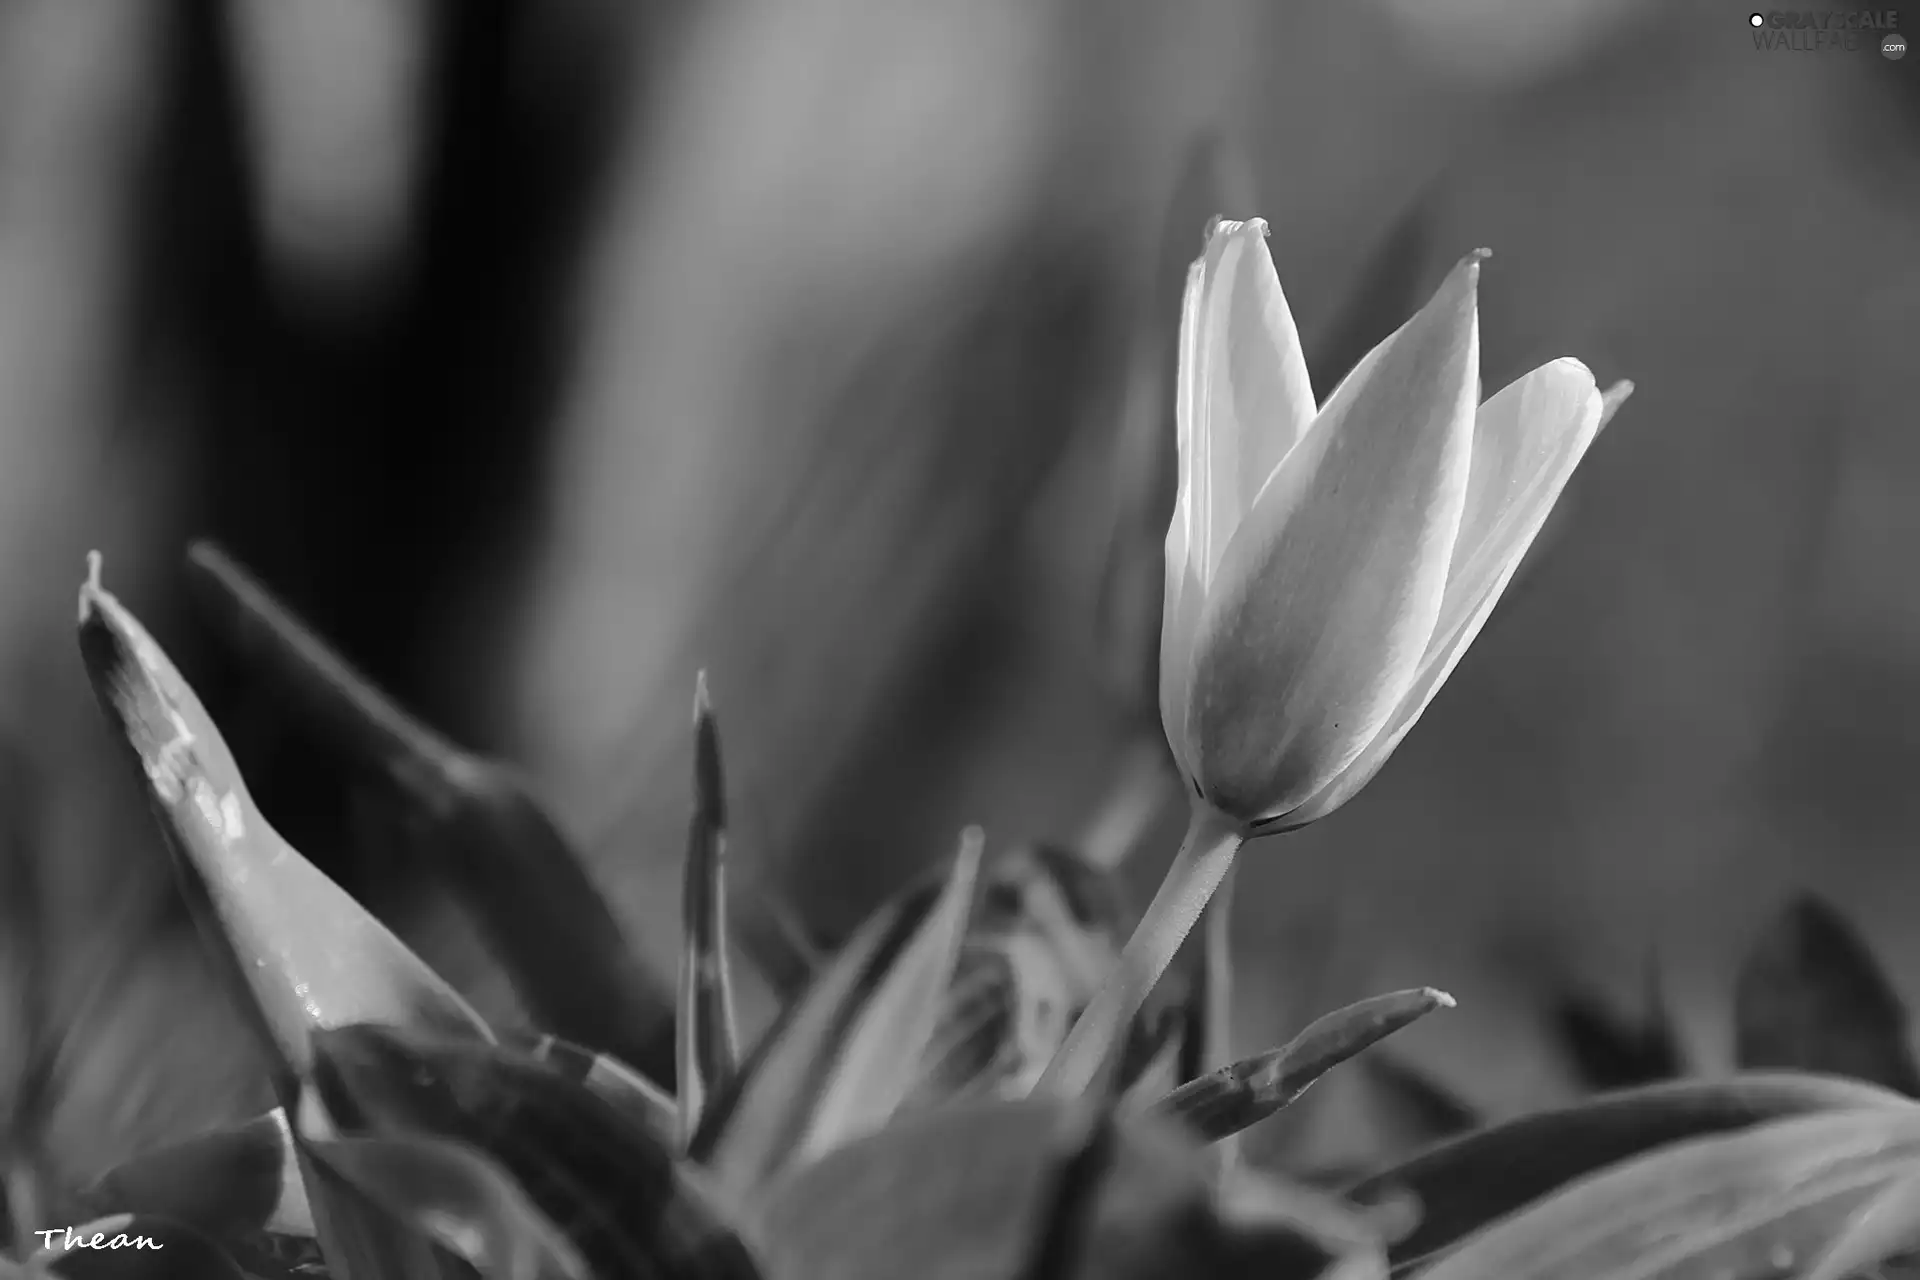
[1183, 251, 1485, 823]
[1278, 367, 1626, 830]
[1176, 217, 1320, 591]
[75, 561, 491, 1086]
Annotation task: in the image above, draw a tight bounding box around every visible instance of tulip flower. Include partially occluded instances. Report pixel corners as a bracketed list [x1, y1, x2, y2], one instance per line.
[1039, 218, 1631, 1097]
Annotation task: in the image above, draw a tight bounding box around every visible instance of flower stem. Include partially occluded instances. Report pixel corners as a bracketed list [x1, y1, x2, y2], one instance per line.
[1036, 804, 1244, 1098]
[1204, 856, 1241, 1175]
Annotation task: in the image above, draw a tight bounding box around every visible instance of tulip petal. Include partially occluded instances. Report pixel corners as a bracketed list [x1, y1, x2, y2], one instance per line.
[1184, 252, 1484, 822]
[1278, 369, 1626, 829]
[1176, 218, 1319, 591]
[1439, 359, 1610, 648]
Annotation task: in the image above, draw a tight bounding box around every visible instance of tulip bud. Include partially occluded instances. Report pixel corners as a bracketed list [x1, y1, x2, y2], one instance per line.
[1160, 219, 1626, 831]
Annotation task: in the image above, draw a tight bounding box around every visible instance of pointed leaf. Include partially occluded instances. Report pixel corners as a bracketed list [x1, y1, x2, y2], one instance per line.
[1344, 1072, 1914, 1269]
[74, 558, 491, 1090]
[309, 1022, 763, 1278]
[1412, 1107, 1920, 1280]
[679, 673, 740, 1143]
[693, 829, 983, 1193]
[31, 1215, 248, 1280]
[82, 1110, 309, 1240]
[1155, 988, 1455, 1144]
[752, 1096, 1381, 1280]
[1734, 894, 1920, 1095]
[183, 541, 675, 1083]
[305, 1131, 591, 1279]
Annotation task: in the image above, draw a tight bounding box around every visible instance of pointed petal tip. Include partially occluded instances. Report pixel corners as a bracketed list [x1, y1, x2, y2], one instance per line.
[1599, 379, 1635, 427]
[1426, 988, 1458, 1010]
[693, 668, 712, 722]
[78, 550, 106, 623]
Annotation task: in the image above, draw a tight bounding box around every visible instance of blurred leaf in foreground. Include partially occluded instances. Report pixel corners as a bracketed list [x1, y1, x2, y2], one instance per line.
[1733, 893, 1920, 1097]
[305, 1131, 590, 1280]
[751, 1096, 1384, 1280]
[1412, 1106, 1920, 1280]
[1345, 1072, 1914, 1271]
[309, 1022, 762, 1279]
[691, 831, 981, 1195]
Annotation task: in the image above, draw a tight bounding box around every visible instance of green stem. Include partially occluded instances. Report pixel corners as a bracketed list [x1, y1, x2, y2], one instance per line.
[1204, 857, 1241, 1175]
[1036, 804, 1244, 1098]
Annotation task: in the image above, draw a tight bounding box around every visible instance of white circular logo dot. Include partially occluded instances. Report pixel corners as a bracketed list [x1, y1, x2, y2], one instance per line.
[1748, 11, 1765, 27]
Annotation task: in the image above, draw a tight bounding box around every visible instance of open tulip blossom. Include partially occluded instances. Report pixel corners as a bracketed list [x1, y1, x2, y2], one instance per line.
[1039, 217, 1632, 1096]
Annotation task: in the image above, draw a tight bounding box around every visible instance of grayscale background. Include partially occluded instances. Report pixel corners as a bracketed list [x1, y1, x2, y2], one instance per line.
[0, 0, 1915, 1180]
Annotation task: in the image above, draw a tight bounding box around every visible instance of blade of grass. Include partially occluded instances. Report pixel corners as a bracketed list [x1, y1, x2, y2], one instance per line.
[1154, 988, 1455, 1144]
[183, 539, 676, 1083]
[678, 672, 740, 1146]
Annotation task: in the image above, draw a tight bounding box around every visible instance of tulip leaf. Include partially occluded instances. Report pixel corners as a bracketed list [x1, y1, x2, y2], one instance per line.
[183, 541, 675, 1085]
[74, 558, 492, 1092]
[81, 1110, 310, 1241]
[751, 1096, 1380, 1280]
[1733, 893, 1920, 1096]
[31, 1214, 250, 1280]
[1153, 988, 1455, 1144]
[308, 1022, 764, 1279]
[1343, 1071, 1914, 1269]
[678, 672, 741, 1144]
[1408, 1107, 1920, 1280]
[691, 829, 983, 1194]
[304, 1131, 591, 1280]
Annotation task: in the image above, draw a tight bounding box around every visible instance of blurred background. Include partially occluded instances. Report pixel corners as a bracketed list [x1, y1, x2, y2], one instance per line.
[2, 0, 1918, 1187]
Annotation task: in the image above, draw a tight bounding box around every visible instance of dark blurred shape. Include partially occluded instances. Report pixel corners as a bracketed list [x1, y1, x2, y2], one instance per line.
[183, 541, 677, 1084]
[1733, 894, 1920, 1096]
[135, 0, 660, 904]
[1551, 979, 1681, 1093]
[1358, 1054, 1480, 1147]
